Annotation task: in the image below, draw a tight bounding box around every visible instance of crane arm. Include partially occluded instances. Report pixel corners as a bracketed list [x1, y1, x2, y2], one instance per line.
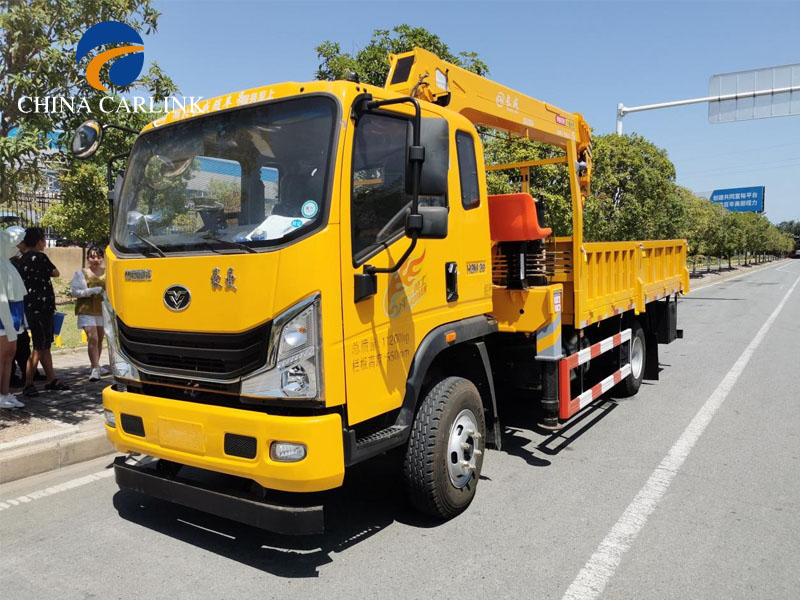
[383, 47, 592, 193]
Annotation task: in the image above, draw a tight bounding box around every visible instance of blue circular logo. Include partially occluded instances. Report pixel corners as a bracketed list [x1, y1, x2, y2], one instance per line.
[301, 200, 319, 219]
[76, 21, 144, 92]
[291, 219, 303, 228]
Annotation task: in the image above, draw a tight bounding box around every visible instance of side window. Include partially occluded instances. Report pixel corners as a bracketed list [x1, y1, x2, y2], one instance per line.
[456, 131, 480, 210]
[351, 113, 412, 260]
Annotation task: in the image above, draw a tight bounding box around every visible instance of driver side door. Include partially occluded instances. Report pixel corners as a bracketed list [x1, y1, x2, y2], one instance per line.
[339, 110, 449, 426]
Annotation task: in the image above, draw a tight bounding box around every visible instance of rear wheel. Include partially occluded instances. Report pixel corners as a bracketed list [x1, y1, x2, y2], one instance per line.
[403, 376, 486, 519]
[617, 323, 645, 397]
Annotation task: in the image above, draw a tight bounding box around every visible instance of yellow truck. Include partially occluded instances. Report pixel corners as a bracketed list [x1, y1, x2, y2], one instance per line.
[71, 48, 688, 534]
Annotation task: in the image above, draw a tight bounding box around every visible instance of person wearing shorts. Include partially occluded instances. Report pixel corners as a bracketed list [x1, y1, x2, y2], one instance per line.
[0, 226, 28, 408]
[70, 244, 107, 381]
[18, 228, 69, 396]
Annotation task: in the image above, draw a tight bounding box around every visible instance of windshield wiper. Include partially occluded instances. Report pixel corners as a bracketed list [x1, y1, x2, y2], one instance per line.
[202, 233, 256, 254]
[129, 231, 166, 257]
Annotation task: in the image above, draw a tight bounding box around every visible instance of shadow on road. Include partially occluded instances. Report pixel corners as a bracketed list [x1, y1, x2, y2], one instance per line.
[113, 452, 441, 578]
[535, 402, 618, 456]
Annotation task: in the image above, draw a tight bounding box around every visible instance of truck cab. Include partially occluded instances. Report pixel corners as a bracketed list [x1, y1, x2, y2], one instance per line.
[94, 80, 494, 528]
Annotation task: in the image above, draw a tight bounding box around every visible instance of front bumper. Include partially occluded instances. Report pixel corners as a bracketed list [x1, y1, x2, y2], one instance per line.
[114, 457, 324, 535]
[103, 385, 344, 493]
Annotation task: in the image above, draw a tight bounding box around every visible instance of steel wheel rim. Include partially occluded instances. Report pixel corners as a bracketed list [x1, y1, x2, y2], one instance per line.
[630, 335, 644, 380]
[447, 409, 480, 488]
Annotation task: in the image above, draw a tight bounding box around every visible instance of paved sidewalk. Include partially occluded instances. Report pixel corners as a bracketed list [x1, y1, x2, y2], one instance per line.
[0, 349, 113, 483]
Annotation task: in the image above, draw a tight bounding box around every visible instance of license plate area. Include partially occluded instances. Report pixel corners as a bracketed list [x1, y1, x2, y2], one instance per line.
[158, 418, 205, 454]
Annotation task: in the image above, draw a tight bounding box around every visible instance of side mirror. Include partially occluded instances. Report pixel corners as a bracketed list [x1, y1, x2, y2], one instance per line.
[414, 205, 448, 239]
[406, 118, 449, 197]
[71, 120, 103, 159]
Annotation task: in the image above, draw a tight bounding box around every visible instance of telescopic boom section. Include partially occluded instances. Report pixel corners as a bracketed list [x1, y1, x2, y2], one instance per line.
[383, 47, 593, 195]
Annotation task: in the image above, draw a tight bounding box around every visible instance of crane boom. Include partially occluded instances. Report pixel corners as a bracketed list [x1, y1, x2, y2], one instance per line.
[384, 47, 592, 193]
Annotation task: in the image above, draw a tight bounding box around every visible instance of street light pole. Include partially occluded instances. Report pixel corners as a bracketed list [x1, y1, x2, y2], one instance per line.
[616, 85, 800, 134]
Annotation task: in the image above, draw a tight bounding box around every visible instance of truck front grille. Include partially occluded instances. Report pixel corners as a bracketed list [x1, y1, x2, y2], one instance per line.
[117, 318, 270, 380]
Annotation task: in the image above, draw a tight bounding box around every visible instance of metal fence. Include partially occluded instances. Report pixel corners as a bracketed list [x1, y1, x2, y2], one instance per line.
[1, 189, 62, 243]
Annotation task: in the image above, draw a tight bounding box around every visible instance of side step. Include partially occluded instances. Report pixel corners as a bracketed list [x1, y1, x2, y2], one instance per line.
[344, 425, 409, 466]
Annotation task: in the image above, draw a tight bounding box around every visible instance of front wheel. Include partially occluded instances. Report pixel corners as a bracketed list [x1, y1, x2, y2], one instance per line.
[403, 376, 486, 519]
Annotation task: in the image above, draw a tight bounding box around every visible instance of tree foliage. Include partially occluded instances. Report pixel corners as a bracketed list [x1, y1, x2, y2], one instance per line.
[315, 25, 488, 87]
[40, 161, 108, 244]
[0, 0, 176, 202]
[777, 220, 800, 250]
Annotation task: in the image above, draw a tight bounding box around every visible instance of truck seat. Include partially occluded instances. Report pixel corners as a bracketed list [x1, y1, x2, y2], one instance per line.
[487, 193, 552, 241]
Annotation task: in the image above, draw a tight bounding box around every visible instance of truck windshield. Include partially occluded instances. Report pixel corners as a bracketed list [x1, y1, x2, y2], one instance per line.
[113, 96, 338, 255]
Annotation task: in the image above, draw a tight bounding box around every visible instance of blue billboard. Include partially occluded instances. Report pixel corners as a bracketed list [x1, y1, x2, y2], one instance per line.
[710, 186, 764, 212]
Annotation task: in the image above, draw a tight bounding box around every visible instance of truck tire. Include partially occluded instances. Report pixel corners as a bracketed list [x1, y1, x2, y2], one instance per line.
[403, 376, 486, 519]
[617, 323, 645, 397]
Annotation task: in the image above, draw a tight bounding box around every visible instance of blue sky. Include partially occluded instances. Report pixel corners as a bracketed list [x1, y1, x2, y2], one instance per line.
[144, 0, 799, 223]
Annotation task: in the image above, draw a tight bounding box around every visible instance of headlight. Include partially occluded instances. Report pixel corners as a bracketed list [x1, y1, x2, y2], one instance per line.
[240, 295, 322, 400]
[102, 295, 140, 381]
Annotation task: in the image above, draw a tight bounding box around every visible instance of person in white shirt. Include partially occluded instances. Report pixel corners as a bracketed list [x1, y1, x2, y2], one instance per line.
[70, 244, 107, 382]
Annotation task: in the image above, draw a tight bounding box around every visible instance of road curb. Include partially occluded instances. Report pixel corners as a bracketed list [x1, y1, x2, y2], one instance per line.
[688, 259, 787, 292]
[0, 422, 112, 484]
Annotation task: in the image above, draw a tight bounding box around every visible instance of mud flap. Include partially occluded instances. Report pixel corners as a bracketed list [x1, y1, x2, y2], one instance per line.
[644, 333, 660, 381]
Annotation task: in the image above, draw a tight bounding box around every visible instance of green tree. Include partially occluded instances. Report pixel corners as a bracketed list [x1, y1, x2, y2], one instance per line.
[683, 194, 719, 271]
[587, 134, 684, 241]
[315, 25, 488, 87]
[40, 161, 108, 243]
[777, 220, 800, 251]
[0, 0, 175, 202]
[208, 179, 241, 214]
[721, 211, 747, 267]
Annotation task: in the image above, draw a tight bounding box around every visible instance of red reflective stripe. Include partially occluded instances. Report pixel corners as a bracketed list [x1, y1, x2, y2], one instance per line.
[560, 364, 629, 420]
[563, 329, 629, 371]
[558, 359, 572, 420]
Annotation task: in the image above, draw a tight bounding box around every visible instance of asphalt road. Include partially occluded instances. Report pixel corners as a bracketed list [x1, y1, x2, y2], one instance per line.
[2, 260, 799, 599]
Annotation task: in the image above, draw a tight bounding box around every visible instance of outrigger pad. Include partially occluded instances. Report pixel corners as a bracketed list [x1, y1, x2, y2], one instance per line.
[487, 193, 552, 242]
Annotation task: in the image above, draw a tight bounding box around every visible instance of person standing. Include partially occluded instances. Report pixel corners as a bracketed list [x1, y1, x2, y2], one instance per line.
[0, 226, 28, 408]
[70, 244, 107, 381]
[9, 253, 32, 388]
[18, 228, 69, 396]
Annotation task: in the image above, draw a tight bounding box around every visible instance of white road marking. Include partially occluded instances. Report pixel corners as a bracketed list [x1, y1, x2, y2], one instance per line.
[176, 518, 237, 539]
[562, 272, 800, 600]
[775, 262, 799, 273]
[0, 469, 114, 512]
